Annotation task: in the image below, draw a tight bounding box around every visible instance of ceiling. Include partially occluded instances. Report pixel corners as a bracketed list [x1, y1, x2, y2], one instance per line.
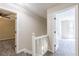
[0, 3, 57, 19]
[22, 3, 57, 19]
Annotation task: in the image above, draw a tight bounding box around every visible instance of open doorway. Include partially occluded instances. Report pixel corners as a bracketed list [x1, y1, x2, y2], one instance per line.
[54, 6, 75, 56]
[0, 8, 16, 56]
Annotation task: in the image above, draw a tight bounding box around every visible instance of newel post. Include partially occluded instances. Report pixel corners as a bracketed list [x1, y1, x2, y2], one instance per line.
[32, 33, 36, 56]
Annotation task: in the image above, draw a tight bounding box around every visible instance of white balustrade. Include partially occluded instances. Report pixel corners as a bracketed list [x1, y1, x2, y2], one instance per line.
[32, 33, 48, 56]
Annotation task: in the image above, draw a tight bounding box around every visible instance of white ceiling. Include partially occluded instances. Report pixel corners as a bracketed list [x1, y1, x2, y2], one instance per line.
[22, 3, 57, 19]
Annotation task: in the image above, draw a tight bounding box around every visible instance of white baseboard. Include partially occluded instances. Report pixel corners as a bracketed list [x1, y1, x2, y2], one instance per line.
[16, 48, 25, 54]
[24, 49, 32, 54]
[16, 48, 32, 55]
[42, 49, 48, 56]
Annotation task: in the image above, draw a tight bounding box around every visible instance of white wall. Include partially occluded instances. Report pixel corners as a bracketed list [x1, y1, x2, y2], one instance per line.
[17, 10, 47, 52]
[0, 3, 47, 53]
[56, 7, 75, 39]
[61, 20, 74, 39]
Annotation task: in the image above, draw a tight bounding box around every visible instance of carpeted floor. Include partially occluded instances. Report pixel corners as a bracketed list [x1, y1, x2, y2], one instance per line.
[0, 39, 32, 56]
[44, 39, 75, 56]
[0, 39, 75, 56]
[0, 39, 15, 56]
[54, 39, 75, 56]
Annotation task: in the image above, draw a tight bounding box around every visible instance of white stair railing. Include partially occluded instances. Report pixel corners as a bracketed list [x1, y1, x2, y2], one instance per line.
[32, 33, 48, 56]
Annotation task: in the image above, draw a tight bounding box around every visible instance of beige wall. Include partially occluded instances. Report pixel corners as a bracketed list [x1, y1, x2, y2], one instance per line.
[0, 18, 15, 40]
[17, 6, 47, 52]
[17, 9, 47, 52]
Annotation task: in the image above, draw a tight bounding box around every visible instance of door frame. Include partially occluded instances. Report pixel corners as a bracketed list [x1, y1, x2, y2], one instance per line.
[47, 4, 79, 56]
[15, 13, 17, 53]
[55, 5, 76, 55]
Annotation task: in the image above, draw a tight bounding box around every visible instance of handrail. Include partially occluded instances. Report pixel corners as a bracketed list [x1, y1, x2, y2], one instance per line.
[34, 35, 48, 40]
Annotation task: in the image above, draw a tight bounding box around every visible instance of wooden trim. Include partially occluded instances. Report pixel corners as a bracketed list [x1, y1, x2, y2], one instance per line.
[0, 38, 15, 41]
